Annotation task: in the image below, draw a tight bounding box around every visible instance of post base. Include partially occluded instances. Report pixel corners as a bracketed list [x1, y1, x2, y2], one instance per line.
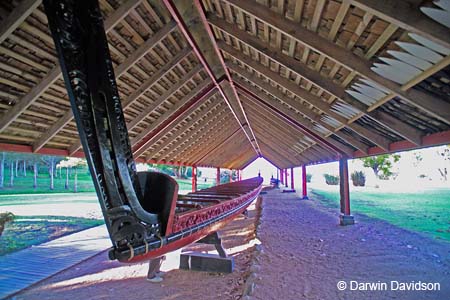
[180, 253, 234, 273]
[339, 214, 355, 226]
[301, 196, 309, 200]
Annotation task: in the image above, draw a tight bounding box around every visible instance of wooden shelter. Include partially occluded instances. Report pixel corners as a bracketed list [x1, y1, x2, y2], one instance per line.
[0, 0, 449, 171]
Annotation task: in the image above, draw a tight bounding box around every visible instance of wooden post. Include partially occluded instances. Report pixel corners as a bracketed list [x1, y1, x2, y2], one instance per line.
[284, 169, 288, 187]
[302, 165, 308, 200]
[339, 158, 354, 225]
[290, 167, 294, 190]
[280, 168, 284, 184]
[216, 167, 220, 186]
[192, 166, 197, 192]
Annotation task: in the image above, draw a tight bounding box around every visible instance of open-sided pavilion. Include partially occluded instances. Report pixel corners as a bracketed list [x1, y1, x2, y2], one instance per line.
[0, 0, 449, 223]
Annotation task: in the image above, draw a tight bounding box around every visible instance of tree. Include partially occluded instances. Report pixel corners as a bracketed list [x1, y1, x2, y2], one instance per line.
[436, 145, 450, 181]
[27, 154, 41, 188]
[361, 153, 400, 180]
[41, 155, 64, 190]
[59, 158, 87, 192]
[0, 152, 4, 189]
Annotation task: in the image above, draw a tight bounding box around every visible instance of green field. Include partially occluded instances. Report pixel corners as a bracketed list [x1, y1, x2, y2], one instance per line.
[0, 167, 212, 195]
[0, 215, 103, 256]
[311, 187, 450, 241]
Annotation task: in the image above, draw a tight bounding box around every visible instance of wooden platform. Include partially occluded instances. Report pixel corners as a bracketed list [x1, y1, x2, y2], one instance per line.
[0, 225, 110, 299]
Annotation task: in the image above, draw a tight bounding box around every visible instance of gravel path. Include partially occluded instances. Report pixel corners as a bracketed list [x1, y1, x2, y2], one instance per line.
[251, 189, 450, 300]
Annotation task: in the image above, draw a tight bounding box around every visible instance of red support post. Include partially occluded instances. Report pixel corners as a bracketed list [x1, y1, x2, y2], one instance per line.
[302, 165, 308, 200]
[239, 170, 242, 181]
[290, 167, 295, 190]
[216, 167, 220, 186]
[284, 169, 288, 187]
[280, 168, 284, 184]
[192, 166, 197, 192]
[339, 158, 354, 225]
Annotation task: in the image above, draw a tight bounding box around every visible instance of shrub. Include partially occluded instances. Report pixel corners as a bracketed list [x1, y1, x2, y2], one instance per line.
[306, 174, 312, 183]
[0, 212, 14, 236]
[324, 174, 339, 185]
[351, 171, 366, 186]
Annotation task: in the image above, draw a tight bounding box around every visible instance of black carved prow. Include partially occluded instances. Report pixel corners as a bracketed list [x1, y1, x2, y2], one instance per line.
[44, 0, 165, 254]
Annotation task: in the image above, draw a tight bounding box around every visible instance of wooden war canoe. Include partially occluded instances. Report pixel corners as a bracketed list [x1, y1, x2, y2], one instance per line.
[43, 0, 264, 263]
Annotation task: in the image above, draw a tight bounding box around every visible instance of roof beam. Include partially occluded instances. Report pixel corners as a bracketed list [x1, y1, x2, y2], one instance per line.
[193, 0, 262, 155]
[237, 77, 368, 154]
[0, 0, 42, 44]
[226, 147, 257, 170]
[134, 89, 219, 159]
[237, 84, 354, 158]
[350, 0, 450, 50]
[67, 47, 190, 155]
[220, 43, 391, 150]
[145, 98, 225, 160]
[223, 0, 450, 124]
[184, 124, 239, 165]
[127, 66, 203, 132]
[157, 110, 233, 162]
[208, 15, 423, 145]
[162, 0, 260, 155]
[0, 0, 144, 134]
[227, 61, 378, 153]
[132, 80, 214, 158]
[33, 21, 178, 152]
[249, 122, 312, 164]
[172, 119, 237, 164]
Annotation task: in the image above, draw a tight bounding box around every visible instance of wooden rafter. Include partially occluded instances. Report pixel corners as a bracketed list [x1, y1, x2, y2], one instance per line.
[350, 0, 450, 50]
[132, 79, 214, 158]
[0, 0, 42, 44]
[222, 0, 450, 124]
[145, 99, 226, 160]
[208, 15, 423, 145]
[237, 85, 354, 157]
[160, 110, 233, 162]
[0, 0, 145, 133]
[32, 21, 178, 152]
[222, 48, 391, 150]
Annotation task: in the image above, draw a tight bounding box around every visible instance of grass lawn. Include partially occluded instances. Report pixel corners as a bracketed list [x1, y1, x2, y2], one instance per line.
[310, 187, 450, 241]
[0, 178, 214, 256]
[0, 167, 213, 195]
[0, 216, 103, 256]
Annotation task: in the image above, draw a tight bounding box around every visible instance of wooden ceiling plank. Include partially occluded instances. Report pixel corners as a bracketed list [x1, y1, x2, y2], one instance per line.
[223, 0, 450, 124]
[350, 0, 450, 50]
[132, 79, 213, 157]
[170, 116, 236, 163]
[145, 100, 225, 159]
[0, 0, 146, 134]
[0, 0, 42, 44]
[208, 16, 423, 145]
[33, 21, 179, 152]
[237, 82, 355, 157]
[223, 50, 391, 150]
[157, 109, 232, 161]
